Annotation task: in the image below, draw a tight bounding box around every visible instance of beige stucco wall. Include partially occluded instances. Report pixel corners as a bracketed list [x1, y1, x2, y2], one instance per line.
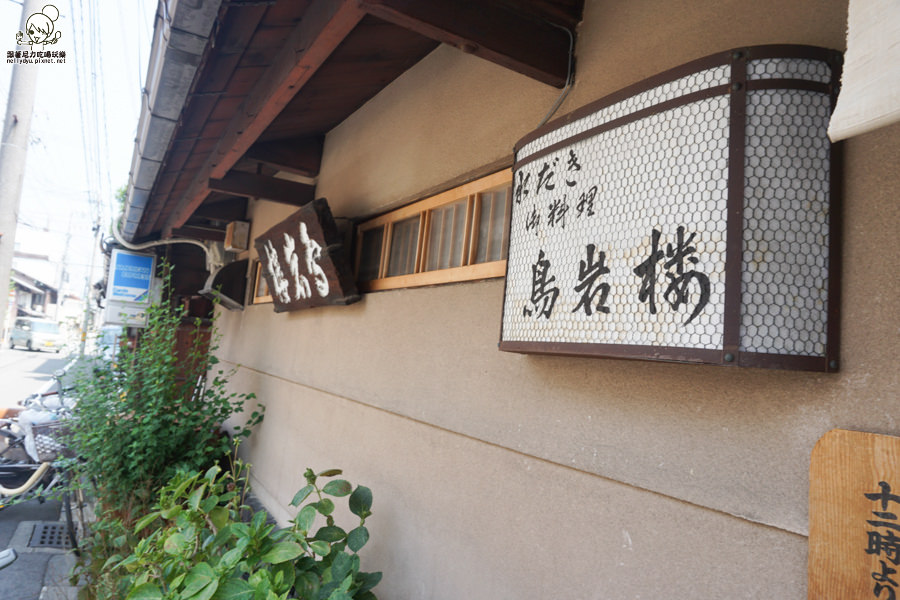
[218, 0, 900, 597]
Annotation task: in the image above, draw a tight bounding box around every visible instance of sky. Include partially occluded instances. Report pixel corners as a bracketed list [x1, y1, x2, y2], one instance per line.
[0, 0, 156, 299]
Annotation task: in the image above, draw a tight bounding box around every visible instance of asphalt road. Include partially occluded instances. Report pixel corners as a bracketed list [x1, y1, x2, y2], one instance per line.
[0, 347, 74, 411]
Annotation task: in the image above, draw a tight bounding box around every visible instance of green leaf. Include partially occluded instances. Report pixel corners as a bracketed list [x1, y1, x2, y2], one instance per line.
[290, 484, 315, 507]
[219, 547, 243, 571]
[259, 541, 304, 564]
[134, 511, 160, 534]
[204, 465, 221, 482]
[169, 573, 186, 591]
[303, 468, 316, 485]
[181, 562, 216, 599]
[209, 506, 229, 531]
[357, 571, 383, 594]
[349, 486, 373, 518]
[314, 526, 347, 543]
[210, 577, 253, 600]
[161, 505, 182, 520]
[347, 526, 369, 553]
[309, 541, 331, 556]
[200, 495, 219, 513]
[322, 480, 352, 497]
[125, 582, 163, 600]
[271, 562, 295, 594]
[250, 510, 267, 534]
[314, 499, 335, 516]
[317, 469, 343, 477]
[328, 592, 352, 600]
[330, 552, 353, 582]
[296, 504, 317, 532]
[171, 474, 200, 502]
[188, 484, 207, 511]
[163, 532, 188, 555]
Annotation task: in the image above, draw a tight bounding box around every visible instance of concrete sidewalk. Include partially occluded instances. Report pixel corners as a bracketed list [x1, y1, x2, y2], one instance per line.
[0, 498, 83, 600]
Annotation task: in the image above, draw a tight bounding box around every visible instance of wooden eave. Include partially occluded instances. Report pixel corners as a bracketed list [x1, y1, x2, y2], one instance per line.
[135, 0, 584, 242]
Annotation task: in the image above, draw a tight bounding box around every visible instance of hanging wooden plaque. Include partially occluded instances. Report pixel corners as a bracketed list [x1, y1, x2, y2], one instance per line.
[254, 198, 360, 312]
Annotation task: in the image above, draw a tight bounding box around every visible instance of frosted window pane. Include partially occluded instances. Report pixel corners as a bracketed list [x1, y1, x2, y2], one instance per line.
[358, 226, 384, 281]
[387, 216, 419, 277]
[474, 187, 510, 264]
[425, 199, 466, 271]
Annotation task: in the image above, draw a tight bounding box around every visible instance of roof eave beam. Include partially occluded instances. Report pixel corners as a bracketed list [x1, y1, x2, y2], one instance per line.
[246, 137, 324, 178]
[208, 172, 316, 207]
[358, 0, 573, 88]
[163, 0, 365, 236]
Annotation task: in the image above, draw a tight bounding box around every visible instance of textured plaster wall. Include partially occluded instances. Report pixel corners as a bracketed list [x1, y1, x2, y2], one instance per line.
[217, 0, 900, 596]
[229, 367, 807, 600]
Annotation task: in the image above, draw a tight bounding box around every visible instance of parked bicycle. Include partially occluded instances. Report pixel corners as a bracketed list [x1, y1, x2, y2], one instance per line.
[0, 375, 84, 553]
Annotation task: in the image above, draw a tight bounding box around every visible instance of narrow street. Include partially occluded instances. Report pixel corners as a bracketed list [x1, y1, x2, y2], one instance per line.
[0, 346, 72, 411]
[0, 346, 76, 599]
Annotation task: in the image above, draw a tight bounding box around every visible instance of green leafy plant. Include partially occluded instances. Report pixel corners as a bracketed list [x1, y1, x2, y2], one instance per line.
[70, 263, 263, 518]
[101, 456, 381, 600]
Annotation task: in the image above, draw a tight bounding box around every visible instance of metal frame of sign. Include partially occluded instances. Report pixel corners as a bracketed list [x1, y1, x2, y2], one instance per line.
[499, 45, 843, 372]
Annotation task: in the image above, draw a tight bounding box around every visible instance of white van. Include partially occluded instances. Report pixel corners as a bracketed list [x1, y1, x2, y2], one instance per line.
[8, 318, 64, 352]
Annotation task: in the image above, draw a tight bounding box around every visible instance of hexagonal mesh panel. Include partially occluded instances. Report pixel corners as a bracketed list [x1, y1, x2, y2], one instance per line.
[518, 66, 731, 160]
[747, 58, 831, 83]
[741, 88, 832, 356]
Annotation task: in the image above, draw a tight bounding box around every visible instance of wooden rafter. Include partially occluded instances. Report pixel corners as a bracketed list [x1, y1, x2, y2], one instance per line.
[208, 172, 316, 206]
[358, 0, 573, 88]
[246, 137, 324, 177]
[163, 0, 365, 236]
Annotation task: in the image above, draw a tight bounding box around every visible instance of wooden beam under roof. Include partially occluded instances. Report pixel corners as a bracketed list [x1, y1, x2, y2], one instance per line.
[246, 137, 324, 177]
[208, 172, 316, 206]
[171, 226, 227, 242]
[163, 0, 365, 236]
[358, 0, 574, 88]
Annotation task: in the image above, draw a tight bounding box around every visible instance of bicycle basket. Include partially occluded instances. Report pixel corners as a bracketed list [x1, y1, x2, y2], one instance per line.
[30, 421, 74, 462]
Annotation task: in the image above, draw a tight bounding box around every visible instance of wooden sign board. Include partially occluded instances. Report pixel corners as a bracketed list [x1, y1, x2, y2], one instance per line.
[809, 429, 900, 599]
[254, 198, 360, 312]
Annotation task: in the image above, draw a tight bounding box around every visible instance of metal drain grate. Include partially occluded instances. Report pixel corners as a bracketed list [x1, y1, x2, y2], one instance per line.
[28, 522, 72, 549]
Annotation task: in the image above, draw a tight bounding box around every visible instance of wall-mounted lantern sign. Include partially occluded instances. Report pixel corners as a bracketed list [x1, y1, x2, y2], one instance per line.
[254, 198, 360, 312]
[500, 45, 843, 371]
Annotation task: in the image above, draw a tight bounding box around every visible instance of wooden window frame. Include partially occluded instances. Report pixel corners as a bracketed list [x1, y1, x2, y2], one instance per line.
[355, 169, 512, 292]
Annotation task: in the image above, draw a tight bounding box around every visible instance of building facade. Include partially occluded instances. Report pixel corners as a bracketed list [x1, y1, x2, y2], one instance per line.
[128, 0, 899, 597]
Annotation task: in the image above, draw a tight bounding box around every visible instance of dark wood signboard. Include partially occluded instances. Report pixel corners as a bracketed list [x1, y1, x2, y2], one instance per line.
[254, 198, 360, 312]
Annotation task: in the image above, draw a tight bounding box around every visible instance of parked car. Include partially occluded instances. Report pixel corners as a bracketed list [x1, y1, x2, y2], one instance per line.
[8, 318, 64, 352]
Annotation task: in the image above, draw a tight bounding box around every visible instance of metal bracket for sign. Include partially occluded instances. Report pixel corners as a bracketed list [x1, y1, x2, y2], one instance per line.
[499, 45, 843, 372]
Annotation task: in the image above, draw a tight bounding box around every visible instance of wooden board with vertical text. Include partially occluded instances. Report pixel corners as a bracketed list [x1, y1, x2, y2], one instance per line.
[809, 429, 900, 599]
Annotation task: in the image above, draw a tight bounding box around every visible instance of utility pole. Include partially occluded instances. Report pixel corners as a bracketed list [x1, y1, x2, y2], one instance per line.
[0, 0, 43, 340]
[78, 217, 100, 357]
